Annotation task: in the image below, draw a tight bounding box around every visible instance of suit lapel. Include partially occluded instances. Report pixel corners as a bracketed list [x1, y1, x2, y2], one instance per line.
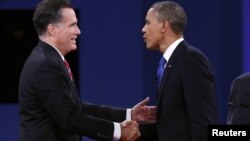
[156, 59, 174, 105]
[41, 41, 82, 111]
[156, 41, 186, 106]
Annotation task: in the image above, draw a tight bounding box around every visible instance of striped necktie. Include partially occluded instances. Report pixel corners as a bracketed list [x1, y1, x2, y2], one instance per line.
[63, 59, 81, 110]
[63, 60, 73, 81]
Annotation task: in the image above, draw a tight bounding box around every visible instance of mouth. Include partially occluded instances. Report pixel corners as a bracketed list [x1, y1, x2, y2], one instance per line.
[71, 38, 77, 44]
[142, 35, 146, 41]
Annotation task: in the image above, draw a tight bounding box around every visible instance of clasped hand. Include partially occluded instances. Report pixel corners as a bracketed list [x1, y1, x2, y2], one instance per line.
[120, 97, 156, 141]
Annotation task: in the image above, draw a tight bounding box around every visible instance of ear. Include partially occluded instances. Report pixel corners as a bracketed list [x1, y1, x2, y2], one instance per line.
[47, 24, 56, 35]
[161, 20, 169, 33]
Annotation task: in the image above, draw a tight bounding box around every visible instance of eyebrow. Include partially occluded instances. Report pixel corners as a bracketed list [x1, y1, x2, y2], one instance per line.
[69, 21, 78, 27]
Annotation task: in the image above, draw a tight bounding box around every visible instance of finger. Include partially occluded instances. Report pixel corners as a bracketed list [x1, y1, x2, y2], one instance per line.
[122, 120, 133, 127]
[122, 123, 127, 127]
[145, 106, 157, 110]
[131, 125, 140, 140]
[148, 114, 156, 119]
[148, 115, 157, 123]
[146, 106, 157, 114]
[138, 97, 150, 106]
[135, 126, 141, 139]
[148, 109, 157, 115]
[137, 129, 141, 137]
[131, 120, 139, 127]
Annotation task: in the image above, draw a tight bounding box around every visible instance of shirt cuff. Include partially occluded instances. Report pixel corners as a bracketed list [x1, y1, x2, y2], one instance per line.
[113, 109, 131, 140]
[126, 108, 132, 120]
[113, 122, 121, 140]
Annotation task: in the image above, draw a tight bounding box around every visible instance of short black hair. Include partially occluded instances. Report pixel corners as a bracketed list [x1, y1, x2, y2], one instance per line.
[33, 0, 73, 36]
[151, 1, 187, 34]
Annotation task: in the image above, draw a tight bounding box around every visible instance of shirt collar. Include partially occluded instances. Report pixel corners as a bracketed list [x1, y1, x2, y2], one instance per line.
[51, 45, 65, 61]
[41, 40, 65, 60]
[163, 37, 184, 62]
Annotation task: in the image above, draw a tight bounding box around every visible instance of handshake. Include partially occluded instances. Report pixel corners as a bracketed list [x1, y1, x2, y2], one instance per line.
[120, 97, 156, 141]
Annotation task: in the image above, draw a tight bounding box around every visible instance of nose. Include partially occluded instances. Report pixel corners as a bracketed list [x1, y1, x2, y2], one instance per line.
[76, 25, 81, 35]
[142, 25, 146, 33]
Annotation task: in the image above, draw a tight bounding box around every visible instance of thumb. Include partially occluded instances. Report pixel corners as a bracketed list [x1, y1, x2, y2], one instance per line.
[138, 97, 149, 106]
[122, 120, 133, 127]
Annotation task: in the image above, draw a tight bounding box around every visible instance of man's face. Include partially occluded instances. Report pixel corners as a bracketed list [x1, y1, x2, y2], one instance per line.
[142, 8, 163, 51]
[53, 8, 81, 55]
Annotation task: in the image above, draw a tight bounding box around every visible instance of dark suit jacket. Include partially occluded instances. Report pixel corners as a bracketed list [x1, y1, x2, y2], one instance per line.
[153, 41, 218, 141]
[18, 41, 126, 141]
[227, 72, 250, 124]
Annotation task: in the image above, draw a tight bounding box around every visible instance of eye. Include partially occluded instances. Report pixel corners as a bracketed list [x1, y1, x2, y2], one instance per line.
[145, 20, 150, 25]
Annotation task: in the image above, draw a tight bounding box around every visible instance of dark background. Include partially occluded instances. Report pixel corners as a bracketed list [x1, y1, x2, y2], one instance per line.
[0, 0, 248, 141]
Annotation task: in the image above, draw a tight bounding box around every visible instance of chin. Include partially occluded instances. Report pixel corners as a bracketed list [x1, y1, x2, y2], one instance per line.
[71, 45, 77, 50]
[146, 45, 155, 51]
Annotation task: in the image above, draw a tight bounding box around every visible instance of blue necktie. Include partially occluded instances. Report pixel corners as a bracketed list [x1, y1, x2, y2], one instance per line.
[157, 57, 166, 88]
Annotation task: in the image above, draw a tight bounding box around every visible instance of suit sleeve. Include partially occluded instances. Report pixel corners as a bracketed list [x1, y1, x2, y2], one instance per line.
[33, 61, 126, 141]
[181, 51, 217, 141]
[227, 75, 250, 124]
[81, 102, 126, 122]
